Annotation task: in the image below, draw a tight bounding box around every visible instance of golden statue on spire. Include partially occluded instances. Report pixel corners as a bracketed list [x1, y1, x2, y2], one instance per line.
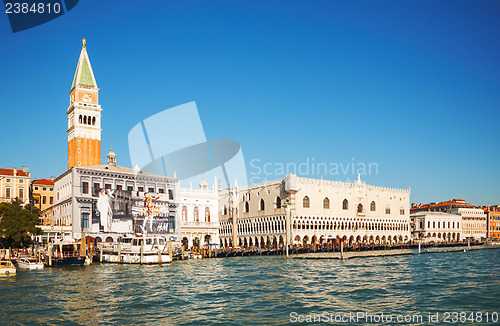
[82, 38, 86, 47]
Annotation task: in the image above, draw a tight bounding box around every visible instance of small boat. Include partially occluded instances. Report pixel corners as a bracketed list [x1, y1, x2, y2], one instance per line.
[0, 260, 16, 276]
[17, 257, 44, 270]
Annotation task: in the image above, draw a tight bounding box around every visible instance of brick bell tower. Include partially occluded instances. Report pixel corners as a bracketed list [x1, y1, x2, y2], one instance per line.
[67, 39, 102, 170]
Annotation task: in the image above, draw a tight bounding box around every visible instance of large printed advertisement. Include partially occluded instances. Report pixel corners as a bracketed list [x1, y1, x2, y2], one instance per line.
[90, 189, 175, 235]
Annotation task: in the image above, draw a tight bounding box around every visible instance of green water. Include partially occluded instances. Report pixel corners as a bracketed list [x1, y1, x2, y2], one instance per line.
[1, 249, 499, 325]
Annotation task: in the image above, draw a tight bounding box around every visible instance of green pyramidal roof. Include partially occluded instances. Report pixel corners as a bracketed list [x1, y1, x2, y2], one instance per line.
[71, 46, 97, 89]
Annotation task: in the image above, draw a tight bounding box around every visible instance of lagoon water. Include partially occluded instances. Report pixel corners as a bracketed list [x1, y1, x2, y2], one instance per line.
[1, 249, 499, 325]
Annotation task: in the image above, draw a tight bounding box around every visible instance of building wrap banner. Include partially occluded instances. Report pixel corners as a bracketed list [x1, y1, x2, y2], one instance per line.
[91, 188, 175, 235]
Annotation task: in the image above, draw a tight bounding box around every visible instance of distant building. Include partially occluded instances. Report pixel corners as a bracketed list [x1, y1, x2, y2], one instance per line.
[219, 174, 411, 249]
[448, 208, 487, 241]
[51, 150, 180, 242]
[179, 177, 219, 250]
[0, 166, 31, 205]
[31, 177, 55, 212]
[410, 211, 462, 242]
[411, 199, 474, 214]
[481, 206, 500, 240]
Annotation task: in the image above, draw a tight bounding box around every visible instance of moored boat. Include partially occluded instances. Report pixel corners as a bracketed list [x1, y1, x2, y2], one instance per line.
[100, 234, 172, 264]
[17, 257, 44, 270]
[0, 260, 16, 276]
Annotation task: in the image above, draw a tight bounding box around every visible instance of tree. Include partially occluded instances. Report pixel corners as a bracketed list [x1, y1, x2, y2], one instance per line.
[0, 202, 42, 248]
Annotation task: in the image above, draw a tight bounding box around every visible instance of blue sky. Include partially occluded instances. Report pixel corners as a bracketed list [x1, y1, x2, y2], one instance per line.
[0, 0, 499, 205]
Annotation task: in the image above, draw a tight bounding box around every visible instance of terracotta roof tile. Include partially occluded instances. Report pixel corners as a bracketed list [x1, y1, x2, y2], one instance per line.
[0, 168, 28, 177]
[33, 178, 54, 186]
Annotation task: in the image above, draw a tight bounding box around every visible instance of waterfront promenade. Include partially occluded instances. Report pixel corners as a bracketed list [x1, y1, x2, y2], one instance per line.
[1, 248, 498, 325]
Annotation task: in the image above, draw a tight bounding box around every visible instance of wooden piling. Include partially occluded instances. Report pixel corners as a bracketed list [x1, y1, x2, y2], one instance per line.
[48, 244, 53, 267]
[181, 246, 184, 261]
[140, 239, 144, 264]
[168, 240, 173, 263]
[158, 249, 162, 265]
[99, 243, 103, 263]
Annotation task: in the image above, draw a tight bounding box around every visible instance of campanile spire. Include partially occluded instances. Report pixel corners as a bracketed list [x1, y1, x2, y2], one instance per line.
[67, 39, 102, 170]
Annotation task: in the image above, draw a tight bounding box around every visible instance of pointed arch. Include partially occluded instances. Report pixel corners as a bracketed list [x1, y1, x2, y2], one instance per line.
[370, 201, 376, 211]
[303, 196, 310, 208]
[357, 204, 363, 213]
[260, 198, 265, 211]
[342, 199, 348, 210]
[276, 196, 281, 209]
[323, 197, 330, 209]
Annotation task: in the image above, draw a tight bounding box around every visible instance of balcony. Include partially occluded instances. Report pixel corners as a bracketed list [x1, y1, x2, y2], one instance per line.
[181, 221, 219, 228]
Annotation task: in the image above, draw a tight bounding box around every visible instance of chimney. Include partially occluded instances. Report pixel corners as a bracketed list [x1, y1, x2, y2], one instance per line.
[22, 166, 27, 172]
[50, 176, 54, 181]
[28, 172, 31, 180]
[13, 167, 17, 176]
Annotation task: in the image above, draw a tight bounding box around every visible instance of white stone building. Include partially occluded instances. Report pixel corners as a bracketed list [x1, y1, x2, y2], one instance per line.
[219, 174, 411, 249]
[410, 211, 462, 242]
[178, 177, 219, 249]
[449, 208, 487, 240]
[51, 151, 180, 242]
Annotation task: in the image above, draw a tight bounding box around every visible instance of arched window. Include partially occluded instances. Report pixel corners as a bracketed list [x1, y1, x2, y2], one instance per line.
[342, 199, 348, 210]
[357, 204, 363, 213]
[182, 206, 187, 222]
[83, 116, 87, 124]
[92, 117, 96, 125]
[79, 115, 82, 124]
[245, 201, 249, 213]
[194, 206, 199, 222]
[260, 199, 265, 211]
[370, 201, 376, 211]
[400, 207, 405, 215]
[385, 206, 391, 214]
[303, 196, 310, 208]
[205, 207, 210, 222]
[323, 197, 330, 209]
[223, 205, 227, 215]
[88, 117, 91, 125]
[276, 196, 281, 209]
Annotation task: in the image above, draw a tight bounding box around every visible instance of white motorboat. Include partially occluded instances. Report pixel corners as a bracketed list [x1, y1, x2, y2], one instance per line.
[17, 257, 44, 270]
[101, 235, 172, 264]
[0, 260, 16, 276]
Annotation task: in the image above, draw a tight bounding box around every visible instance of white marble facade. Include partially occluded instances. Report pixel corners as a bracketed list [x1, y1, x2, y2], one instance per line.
[219, 174, 411, 248]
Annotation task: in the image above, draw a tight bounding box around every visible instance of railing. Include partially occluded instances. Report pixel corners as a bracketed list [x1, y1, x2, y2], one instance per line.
[181, 221, 219, 228]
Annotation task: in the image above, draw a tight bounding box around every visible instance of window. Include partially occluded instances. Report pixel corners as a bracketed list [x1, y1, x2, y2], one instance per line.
[5, 188, 11, 198]
[303, 196, 310, 208]
[385, 206, 391, 214]
[43, 196, 47, 204]
[105, 184, 111, 190]
[127, 186, 133, 192]
[19, 179, 23, 184]
[148, 187, 154, 193]
[117, 185, 123, 190]
[357, 204, 363, 213]
[245, 201, 249, 213]
[370, 201, 376, 211]
[158, 188, 164, 194]
[50, 197, 53, 205]
[342, 199, 348, 210]
[19, 188, 24, 199]
[205, 207, 210, 222]
[82, 182, 89, 194]
[43, 187, 46, 191]
[194, 207, 199, 222]
[34, 186, 39, 191]
[81, 213, 89, 229]
[182, 206, 187, 222]
[93, 183, 100, 190]
[400, 208, 405, 215]
[224, 205, 227, 215]
[6, 179, 10, 182]
[138, 187, 144, 192]
[323, 197, 330, 209]
[276, 196, 281, 209]
[260, 199, 265, 211]
[168, 189, 173, 200]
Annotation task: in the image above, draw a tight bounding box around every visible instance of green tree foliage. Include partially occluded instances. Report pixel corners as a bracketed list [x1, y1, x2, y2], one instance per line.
[0, 202, 42, 248]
